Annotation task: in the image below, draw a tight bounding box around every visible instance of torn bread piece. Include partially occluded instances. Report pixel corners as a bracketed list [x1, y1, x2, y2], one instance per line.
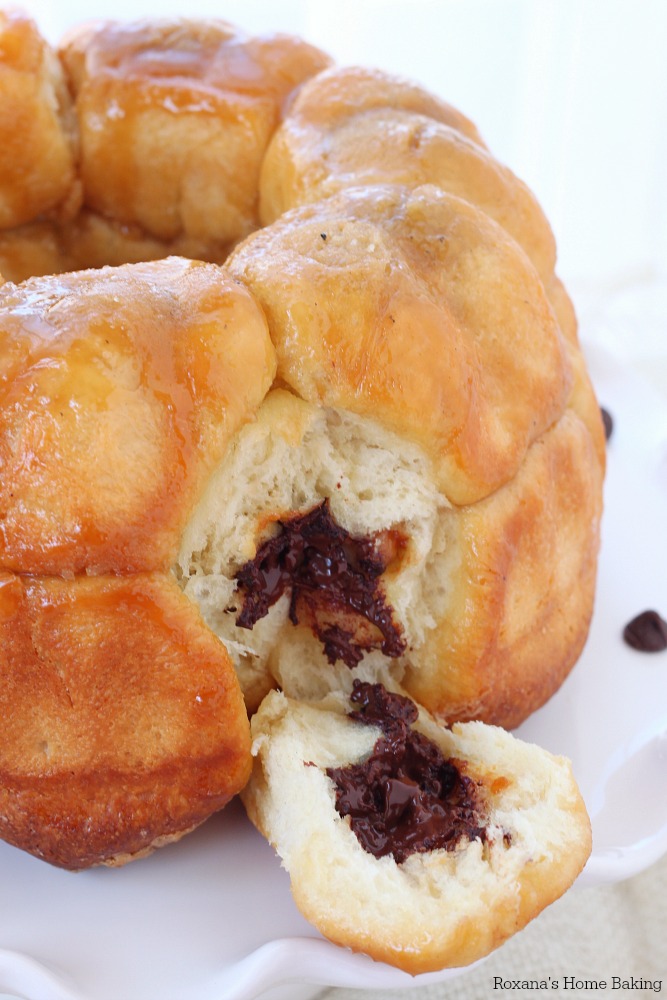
[242, 677, 591, 973]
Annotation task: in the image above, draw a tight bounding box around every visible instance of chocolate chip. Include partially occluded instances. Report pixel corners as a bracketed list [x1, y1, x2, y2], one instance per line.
[600, 406, 614, 441]
[623, 610, 667, 652]
[234, 501, 406, 667]
[326, 681, 489, 864]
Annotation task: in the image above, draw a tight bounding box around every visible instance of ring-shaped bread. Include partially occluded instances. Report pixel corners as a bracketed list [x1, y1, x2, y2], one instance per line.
[0, 13, 600, 968]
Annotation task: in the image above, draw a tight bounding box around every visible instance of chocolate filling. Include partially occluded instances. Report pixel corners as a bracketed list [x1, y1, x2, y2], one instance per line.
[234, 501, 406, 667]
[600, 406, 614, 441]
[326, 681, 488, 863]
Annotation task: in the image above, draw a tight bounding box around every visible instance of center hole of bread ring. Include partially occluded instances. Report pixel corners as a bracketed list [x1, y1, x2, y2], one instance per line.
[234, 500, 407, 667]
[327, 681, 490, 863]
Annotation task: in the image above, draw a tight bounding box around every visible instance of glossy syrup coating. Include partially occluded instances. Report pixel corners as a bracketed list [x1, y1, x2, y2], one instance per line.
[407, 409, 604, 728]
[0, 257, 276, 575]
[259, 64, 556, 282]
[0, 9, 80, 230]
[0, 13, 606, 887]
[0, 256, 275, 869]
[59, 17, 331, 249]
[230, 183, 573, 506]
[0, 571, 252, 869]
[258, 64, 606, 471]
[0, 210, 236, 285]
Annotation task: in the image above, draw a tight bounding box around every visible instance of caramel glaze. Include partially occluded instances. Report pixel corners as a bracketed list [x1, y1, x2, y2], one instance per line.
[0, 259, 276, 575]
[0, 10, 80, 231]
[327, 681, 488, 863]
[60, 19, 331, 244]
[235, 500, 406, 667]
[0, 571, 252, 869]
[66, 19, 324, 99]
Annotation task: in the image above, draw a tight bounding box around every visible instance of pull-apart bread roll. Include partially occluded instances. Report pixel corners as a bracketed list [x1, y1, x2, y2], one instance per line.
[260, 65, 547, 275]
[260, 65, 560, 306]
[242, 678, 592, 973]
[0, 17, 330, 281]
[0, 257, 275, 868]
[59, 17, 331, 254]
[0, 9, 80, 231]
[259, 65, 605, 465]
[0, 571, 251, 869]
[176, 183, 604, 725]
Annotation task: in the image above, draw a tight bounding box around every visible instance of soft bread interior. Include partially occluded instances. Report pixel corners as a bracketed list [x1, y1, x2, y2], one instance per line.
[175, 384, 601, 730]
[242, 680, 592, 973]
[175, 388, 445, 710]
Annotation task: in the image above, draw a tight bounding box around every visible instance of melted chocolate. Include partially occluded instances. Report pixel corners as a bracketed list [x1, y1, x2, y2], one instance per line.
[235, 502, 406, 667]
[623, 610, 667, 652]
[326, 681, 487, 863]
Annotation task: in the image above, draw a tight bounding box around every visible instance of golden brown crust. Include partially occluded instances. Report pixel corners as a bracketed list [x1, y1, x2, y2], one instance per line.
[0, 9, 80, 230]
[406, 409, 604, 728]
[0, 14, 604, 897]
[0, 571, 251, 870]
[0, 219, 71, 282]
[225, 181, 602, 729]
[0, 257, 276, 575]
[265, 63, 486, 145]
[59, 18, 330, 248]
[229, 183, 572, 505]
[259, 64, 606, 473]
[0, 253, 274, 867]
[564, 338, 607, 472]
[544, 275, 606, 472]
[0, 210, 239, 283]
[259, 64, 557, 283]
